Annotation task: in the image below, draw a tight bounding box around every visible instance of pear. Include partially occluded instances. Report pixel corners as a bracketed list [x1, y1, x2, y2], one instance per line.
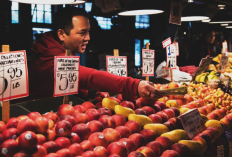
[161, 129, 189, 144]
[102, 98, 119, 111]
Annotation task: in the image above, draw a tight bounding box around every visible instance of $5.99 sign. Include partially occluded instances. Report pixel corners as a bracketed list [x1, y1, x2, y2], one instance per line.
[0, 50, 29, 101]
[142, 49, 155, 76]
[54, 56, 80, 97]
[106, 56, 127, 77]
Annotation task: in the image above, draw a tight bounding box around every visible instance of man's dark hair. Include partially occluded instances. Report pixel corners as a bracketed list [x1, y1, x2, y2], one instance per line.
[54, 6, 89, 35]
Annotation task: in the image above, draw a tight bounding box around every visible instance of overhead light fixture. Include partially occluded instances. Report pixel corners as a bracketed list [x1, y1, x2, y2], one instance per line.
[221, 23, 229, 26]
[118, 0, 164, 16]
[210, 9, 232, 23]
[226, 26, 232, 28]
[181, 1, 209, 21]
[218, 4, 226, 10]
[9, 0, 85, 5]
[202, 19, 211, 22]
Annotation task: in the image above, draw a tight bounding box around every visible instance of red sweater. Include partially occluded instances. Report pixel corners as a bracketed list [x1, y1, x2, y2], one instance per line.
[25, 32, 141, 101]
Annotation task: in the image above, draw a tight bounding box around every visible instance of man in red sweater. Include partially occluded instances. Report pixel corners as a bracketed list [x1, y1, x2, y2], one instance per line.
[26, 6, 163, 101]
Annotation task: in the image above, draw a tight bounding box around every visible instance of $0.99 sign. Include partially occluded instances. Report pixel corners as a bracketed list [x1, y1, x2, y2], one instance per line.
[106, 56, 127, 77]
[54, 56, 80, 97]
[142, 49, 155, 76]
[0, 50, 29, 101]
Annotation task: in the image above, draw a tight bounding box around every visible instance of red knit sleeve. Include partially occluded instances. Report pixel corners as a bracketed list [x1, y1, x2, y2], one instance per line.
[79, 66, 141, 96]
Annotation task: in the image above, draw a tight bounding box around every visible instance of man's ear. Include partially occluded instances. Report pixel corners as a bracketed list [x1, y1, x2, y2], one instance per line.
[57, 29, 65, 41]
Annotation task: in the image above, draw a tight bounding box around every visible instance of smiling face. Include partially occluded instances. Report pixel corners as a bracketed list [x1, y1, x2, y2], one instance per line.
[58, 16, 90, 54]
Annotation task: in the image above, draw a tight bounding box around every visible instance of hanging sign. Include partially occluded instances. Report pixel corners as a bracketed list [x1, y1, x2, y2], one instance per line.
[218, 54, 229, 73]
[54, 56, 80, 97]
[162, 37, 172, 49]
[217, 145, 224, 157]
[166, 44, 177, 69]
[106, 56, 127, 77]
[0, 50, 28, 101]
[169, 1, 182, 25]
[142, 49, 155, 76]
[180, 108, 205, 139]
[192, 57, 213, 77]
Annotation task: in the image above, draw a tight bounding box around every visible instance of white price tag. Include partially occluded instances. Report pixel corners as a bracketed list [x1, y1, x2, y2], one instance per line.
[166, 44, 177, 69]
[218, 54, 229, 73]
[54, 56, 80, 97]
[0, 50, 28, 101]
[180, 108, 205, 139]
[162, 37, 172, 49]
[173, 42, 179, 56]
[169, 1, 182, 25]
[142, 49, 155, 76]
[106, 56, 127, 77]
[222, 41, 228, 53]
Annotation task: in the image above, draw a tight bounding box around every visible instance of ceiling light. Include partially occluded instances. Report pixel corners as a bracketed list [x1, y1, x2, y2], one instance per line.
[202, 19, 211, 22]
[118, 0, 164, 16]
[221, 23, 229, 26]
[9, 0, 85, 5]
[226, 26, 232, 28]
[218, 4, 225, 9]
[210, 9, 232, 23]
[181, 3, 209, 21]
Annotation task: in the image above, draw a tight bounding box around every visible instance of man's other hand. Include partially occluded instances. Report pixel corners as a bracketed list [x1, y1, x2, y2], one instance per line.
[138, 81, 163, 98]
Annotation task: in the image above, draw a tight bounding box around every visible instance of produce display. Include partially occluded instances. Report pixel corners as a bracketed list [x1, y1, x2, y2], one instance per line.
[0, 82, 231, 157]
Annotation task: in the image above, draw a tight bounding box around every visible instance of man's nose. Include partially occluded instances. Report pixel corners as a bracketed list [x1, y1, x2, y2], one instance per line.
[85, 33, 90, 41]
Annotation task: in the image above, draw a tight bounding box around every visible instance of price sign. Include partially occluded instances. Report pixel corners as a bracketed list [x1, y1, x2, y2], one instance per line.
[169, 1, 182, 25]
[222, 41, 228, 53]
[106, 56, 127, 77]
[0, 50, 28, 101]
[142, 49, 155, 76]
[218, 54, 229, 73]
[192, 57, 213, 77]
[166, 44, 177, 69]
[162, 37, 172, 49]
[54, 56, 80, 97]
[180, 108, 205, 139]
[217, 145, 224, 157]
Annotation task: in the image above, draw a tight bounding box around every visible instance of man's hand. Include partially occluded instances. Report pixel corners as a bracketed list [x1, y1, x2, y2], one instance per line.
[138, 81, 163, 98]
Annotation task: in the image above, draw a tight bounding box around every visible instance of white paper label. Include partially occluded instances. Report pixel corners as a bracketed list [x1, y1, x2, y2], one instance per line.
[166, 44, 177, 69]
[218, 54, 229, 72]
[0, 50, 29, 101]
[54, 56, 80, 97]
[106, 56, 127, 77]
[162, 37, 172, 48]
[142, 49, 155, 76]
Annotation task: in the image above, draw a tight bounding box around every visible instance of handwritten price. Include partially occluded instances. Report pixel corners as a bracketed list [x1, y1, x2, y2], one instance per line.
[110, 69, 126, 76]
[57, 72, 77, 91]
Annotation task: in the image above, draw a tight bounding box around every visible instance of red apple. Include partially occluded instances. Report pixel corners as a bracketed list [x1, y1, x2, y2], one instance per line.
[125, 120, 141, 134]
[30, 145, 47, 157]
[171, 143, 190, 157]
[72, 123, 92, 141]
[141, 106, 155, 116]
[162, 109, 176, 119]
[2, 128, 18, 140]
[27, 112, 41, 121]
[117, 94, 123, 101]
[146, 141, 164, 156]
[184, 94, 193, 103]
[57, 104, 75, 116]
[73, 105, 85, 113]
[155, 101, 167, 110]
[87, 120, 104, 133]
[98, 107, 112, 116]
[95, 92, 110, 102]
[115, 126, 131, 138]
[34, 117, 49, 134]
[152, 104, 161, 113]
[110, 97, 121, 104]
[155, 136, 172, 150]
[202, 129, 216, 143]
[121, 94, 137, 102]
[163, 121, 176, 131]
[17, 115, 29, 122]
[85, 109, 101, 121]
[102, 128, 121, 144]
[0, 139, 18, 157]
[55, 120, 72, 137]
[88, 132, 108, 148]
[99, 115, 116, 128]
[135, 98, 142, 109]
[136, 146, 156, 157]
[128, 151, 145, 157]
[107, 142, 129, 157]
[17, 118, 36, 134]
[128, 133, 147, 149]
[6, 117, 20, 129]
[162, 150, 180, 157]
[58, 115, 77, 127]
[169, 107, 180, 117]
[82, 151, 98, 157]
[206, 127, 220, 140]
[95, 102, 103, 108]
[140, 98, 156, 106]
[93, 146, 108, 157]
[13, 150, 31, 157]
[168, 82, 179, 88]
[82, 102, 95, 112]
[196, 133, 211, 146]
[135, 109, 147, 115]
[72, 113, 89, 124]
[108, 154, 121, 157]
[68, 143, 84, 156]
[36, 134, 46, 145]
[56, 148, 72, 157]
[118, 138, 136, 153]
[140, 129, 156, 143]
[45, 129, 56, 141]
[42, 141, 59, 153]
[192, 136, 207, 152]
[112, 114, 126, 127]
[0, 134, 4, 145]
[47, 119, 54, 130]
[80, 140, 95, 151]
[148, 114, 162, 124]
[18, 131, 38, 150]
[156, 111, 168, 123]
[43, 112, 59, 123]
[120, 101, 135, 110]
[55, 137, 71, 149]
